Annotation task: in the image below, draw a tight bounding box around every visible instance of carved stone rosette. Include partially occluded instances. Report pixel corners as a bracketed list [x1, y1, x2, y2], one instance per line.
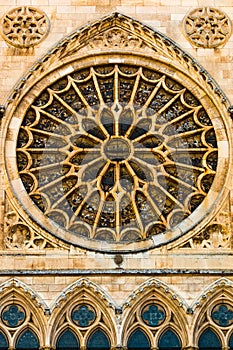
[183, 7, 232, 48]
[0, 6, 50, 48]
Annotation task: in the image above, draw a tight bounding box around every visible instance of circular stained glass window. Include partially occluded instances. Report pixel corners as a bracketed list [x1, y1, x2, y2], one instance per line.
[211, 303, 233, 327]
[71, 304, 96, 327]
[9, 60, 225, 252]
[1, 304, 26, 328]
[141, 303, 166, 327]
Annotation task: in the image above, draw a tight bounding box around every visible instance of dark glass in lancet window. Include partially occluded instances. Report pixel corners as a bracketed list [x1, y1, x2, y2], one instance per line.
[0, 331, 8, 350]
[16, 329, 39, 350]
[87, 329, 110, 350]
[158, 329, 181, 349]
[198, 328, 221, 350]
[229, 333, 233, 349]
[127, 328, 150, 349]
[56, 329, 80, 350]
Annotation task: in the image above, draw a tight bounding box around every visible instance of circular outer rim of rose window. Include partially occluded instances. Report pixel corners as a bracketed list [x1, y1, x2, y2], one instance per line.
[4, 53, 231, 253]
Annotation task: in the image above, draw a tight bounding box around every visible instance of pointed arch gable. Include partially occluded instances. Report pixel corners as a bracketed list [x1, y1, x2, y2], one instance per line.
[3, 12, 231, 253]
[0, 278, 48, 347]
[191, 278, 233, 348]
[122, 278, 189, 311]
[51, 278, 118, 311]
[121, 278, 189, 347]
[0, 278, 49, 313]
[191, 278, 233, 311]
[49, 278, 117, 348]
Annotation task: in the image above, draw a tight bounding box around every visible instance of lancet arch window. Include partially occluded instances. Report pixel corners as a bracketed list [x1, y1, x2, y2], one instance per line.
[56, 329, 80, 349]
[198, 328, 221, 350]
[122, 287, 187, 349]
[127, 328, 151, 349]
[15, 329, 39, 350]
[51, 287, 115, 350]
[158, 329, 182, 349]
[0, 284, 46, 350]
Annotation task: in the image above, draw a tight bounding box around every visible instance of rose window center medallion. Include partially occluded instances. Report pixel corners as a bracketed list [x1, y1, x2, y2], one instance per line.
[104, 137, 131, 162]
[15, 63, 219, 250]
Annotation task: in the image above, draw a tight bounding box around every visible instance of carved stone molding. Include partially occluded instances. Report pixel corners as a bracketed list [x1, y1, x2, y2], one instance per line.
[180, 196, 232, 249]
[183, 7, 232, 48]
[0, 6, 50, 48]
[4, 198, 57, 250]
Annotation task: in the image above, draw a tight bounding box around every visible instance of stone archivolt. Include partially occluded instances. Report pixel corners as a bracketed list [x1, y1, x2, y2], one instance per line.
[0, 6, 50, 48]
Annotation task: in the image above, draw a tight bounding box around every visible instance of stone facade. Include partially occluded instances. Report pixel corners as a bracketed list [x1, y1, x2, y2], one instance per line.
[0, 0, 233, 349]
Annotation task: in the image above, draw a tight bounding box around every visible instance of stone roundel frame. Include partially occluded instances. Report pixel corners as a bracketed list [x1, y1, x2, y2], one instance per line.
[3, 13, 232, 253]
[0, 6, 50, 49]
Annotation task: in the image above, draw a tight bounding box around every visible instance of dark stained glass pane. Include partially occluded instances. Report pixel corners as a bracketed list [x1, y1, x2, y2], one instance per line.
[0, 331, 8, 349]
[229, 333, 233, 349]
[159, 329, 181, 349]
[198, 329, 221, 350]
[16, 329, 39, 349]
[87, 329, 110, 350]
[56, 329, 79, 349]
[127, 329, 150, 349]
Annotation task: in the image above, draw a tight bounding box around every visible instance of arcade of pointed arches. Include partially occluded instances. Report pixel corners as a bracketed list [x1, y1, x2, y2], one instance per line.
[0, 278, 232, 349]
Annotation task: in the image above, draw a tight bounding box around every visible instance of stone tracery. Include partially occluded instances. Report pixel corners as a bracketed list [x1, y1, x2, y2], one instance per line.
[0, 6, 50, 48]
[16, 64, 217, 246]
[183, 7, 232, 48]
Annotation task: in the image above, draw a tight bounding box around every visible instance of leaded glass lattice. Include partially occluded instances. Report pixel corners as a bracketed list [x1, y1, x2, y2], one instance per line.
[15, 63, 218, 248]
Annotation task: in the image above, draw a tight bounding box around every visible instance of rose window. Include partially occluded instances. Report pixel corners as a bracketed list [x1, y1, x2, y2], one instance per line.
[16, 64, 218, 247]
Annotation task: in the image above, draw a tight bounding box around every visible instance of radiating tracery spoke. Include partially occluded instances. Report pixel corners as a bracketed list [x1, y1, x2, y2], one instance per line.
[16, 64, 217, 244]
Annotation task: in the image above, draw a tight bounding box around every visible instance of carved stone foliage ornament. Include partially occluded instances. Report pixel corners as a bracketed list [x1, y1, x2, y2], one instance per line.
[0, 6, 50, 48]
[4, 13, 231, 253]
[183, 7, 232, 48]
[5, 209, 56, 250]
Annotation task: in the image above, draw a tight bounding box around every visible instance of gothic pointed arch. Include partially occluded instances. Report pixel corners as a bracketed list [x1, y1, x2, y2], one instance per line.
[0, 278, 48, 348]
[121, 278, 189, 348]
[2, 12, 231, 253]
[191, 278, 233, 349]
[49, 278, 117, 349]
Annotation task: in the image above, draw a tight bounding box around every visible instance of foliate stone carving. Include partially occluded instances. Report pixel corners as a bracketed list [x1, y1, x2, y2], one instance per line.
[0, 6, 50, 48]
[181, 197, 231, 249]
[89, 28, 144, 49]
[4, 211, 55, 249]
[183, 7, 232, 48]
